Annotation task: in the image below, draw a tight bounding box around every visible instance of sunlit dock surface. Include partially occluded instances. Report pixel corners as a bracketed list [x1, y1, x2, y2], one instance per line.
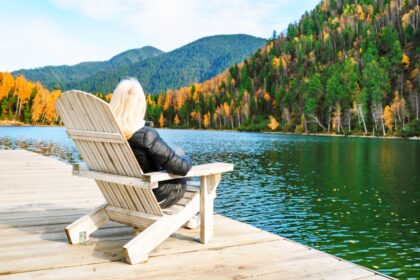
[0, 150, 392, 279]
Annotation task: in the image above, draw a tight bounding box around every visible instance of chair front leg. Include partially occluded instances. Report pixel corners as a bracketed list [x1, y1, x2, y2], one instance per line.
[200, 173, 221, 243]
[65, 203, 109, 244]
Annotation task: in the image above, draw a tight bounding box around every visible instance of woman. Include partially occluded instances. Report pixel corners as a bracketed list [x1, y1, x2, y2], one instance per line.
[109, 78, 192, 208]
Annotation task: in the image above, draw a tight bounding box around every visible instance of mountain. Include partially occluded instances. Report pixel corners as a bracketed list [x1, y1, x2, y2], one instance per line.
[13, 34, 266, 93]
[108, 46, 163, 65]
[143, 0, 419, 136]
[13, 46, 163, 90]
[12, 46, 163, 89]
[65, 34, 266, 93]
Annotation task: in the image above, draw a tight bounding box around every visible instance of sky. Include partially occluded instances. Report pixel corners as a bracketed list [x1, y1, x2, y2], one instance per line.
[0, 0, 320, 72]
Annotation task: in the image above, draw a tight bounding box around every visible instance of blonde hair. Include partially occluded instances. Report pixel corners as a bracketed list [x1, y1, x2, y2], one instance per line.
[109, 78, 146, 139]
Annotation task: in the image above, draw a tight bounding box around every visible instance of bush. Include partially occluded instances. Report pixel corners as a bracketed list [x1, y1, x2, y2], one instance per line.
[294, 123, 304, 134]
[401, 119, 420, 137]
[238, 118, 269, 132]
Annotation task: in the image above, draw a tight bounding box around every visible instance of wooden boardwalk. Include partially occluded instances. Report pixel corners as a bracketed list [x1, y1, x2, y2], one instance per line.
[0, 150, 392, 279]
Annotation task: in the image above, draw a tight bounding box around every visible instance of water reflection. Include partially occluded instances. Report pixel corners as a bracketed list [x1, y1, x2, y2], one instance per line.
[0, 127, 419, 278]
[0, 127, 81, 163]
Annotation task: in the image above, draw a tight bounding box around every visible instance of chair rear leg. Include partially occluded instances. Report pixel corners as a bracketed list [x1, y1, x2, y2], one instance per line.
[65, 203, 109, 244]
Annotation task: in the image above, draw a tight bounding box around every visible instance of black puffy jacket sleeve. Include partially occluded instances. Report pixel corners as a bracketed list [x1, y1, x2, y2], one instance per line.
[141, 128, 192, 176]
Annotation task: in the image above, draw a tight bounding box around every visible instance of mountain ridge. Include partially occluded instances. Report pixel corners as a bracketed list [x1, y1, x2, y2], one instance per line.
[13, 34, 266, 93]
[12, 46, 164, 90]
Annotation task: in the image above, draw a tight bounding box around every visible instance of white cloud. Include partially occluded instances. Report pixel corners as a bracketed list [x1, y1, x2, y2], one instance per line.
[0, 17, 108, 71]
[50, 0, 318, 51]
[1, 0, 320, 71]
[51, 0, 130, 21]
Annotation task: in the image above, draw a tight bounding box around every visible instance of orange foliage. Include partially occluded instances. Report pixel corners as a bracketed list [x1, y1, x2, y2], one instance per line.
[263, 92, 271, 102]
[337, 51, 343, 61]
[31, 83, 48, 123]
[158, 112, 165, 127]
[163, 92, 172, 111]
[402, 54, 410, 68]
[146, 95, 155, 106]
[223, 102, 230, 118]
[173, 114, 180, 126]
[383, 105, 394, 131]
[14, 75, 35, 116]
[14, 76, 34, 103]
[44, 90, 61, 123]
[272, 57, 281, 69]
[157, 95, 163, 106]
[355, 4, 365, 20]
[0, 72, 14, 100]
[203, 112, 210, 128]
[175, 94, 184, 110]
[104, 93, 113, 102]
[322, 29, 330, 42]
[190, 111, 196, 120]
[268, 116, 279, 130]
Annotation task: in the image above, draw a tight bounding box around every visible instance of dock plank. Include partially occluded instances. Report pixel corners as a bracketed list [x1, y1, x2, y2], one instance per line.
[0, 150, 392, 279]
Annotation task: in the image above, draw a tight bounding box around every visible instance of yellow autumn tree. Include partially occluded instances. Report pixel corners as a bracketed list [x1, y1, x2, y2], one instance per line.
[44, 90, 61, 124]
[268, 116, 279, 131]
[203, 112, 210, 128]
[383, 105, 394, 132]
[223, 102, 230, 118]
[173, 114, 180, 126]
[355, 4, 365, 20]
[402, 54, 410, 69]
[146, 95, 155, 106]
[14, 75, 35, 116]
[401, 13, 410, 29]
[157, 95, 163, 106]
[190, 111, 196, 120]
[175, 94, 184, 111]
[337, 51, 343, 61]
[0, 72, 14, 100]
[163, 94, 171, 111]
[263, 92, 271, 102]
[31, 83, 48, 123]
[104, 93, 113, 102]
[272, 57, 281, 69]
[158, 112, 165, 128]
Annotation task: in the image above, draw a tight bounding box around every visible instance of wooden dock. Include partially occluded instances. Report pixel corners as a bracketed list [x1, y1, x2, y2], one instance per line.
[0, 150, 392, 279]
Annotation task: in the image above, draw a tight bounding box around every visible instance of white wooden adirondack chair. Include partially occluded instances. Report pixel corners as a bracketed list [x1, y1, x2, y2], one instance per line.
[55, 90, 233, 264]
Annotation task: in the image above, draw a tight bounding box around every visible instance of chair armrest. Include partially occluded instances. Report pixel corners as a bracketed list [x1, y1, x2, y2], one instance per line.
[143, 162, 234, 183]
[72, 163, 153, 189]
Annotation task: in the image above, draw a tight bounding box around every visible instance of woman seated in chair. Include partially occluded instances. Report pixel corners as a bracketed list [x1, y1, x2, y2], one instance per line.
[109, 78, 192, 209]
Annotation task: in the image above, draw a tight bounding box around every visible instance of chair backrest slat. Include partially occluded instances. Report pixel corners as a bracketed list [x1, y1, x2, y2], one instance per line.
[56, 90, 162, 216]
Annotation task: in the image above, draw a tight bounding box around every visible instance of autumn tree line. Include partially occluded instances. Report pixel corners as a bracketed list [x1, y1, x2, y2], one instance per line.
[1, 0, 419, 137]
[0, 72, 111, 125]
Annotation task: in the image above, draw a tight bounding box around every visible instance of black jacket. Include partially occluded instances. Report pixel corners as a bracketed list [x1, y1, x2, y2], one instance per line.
[128, 126, 192, 177]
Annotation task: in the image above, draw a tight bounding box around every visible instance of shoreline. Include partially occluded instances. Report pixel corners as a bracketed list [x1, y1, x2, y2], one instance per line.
[154, 127, 419, 140]
[1, 122, 418, 140]
[0, 120, 61, 127]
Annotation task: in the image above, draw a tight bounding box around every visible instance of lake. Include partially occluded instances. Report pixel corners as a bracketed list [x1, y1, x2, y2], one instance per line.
[0, 126, 419, 278]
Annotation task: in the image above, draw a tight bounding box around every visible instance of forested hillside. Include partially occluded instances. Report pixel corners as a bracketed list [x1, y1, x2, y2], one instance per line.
[146, 0, 419, 136]
[65, 34, 266, 93]
[13, 46, 163, 90]
[13, 35, 266, 94]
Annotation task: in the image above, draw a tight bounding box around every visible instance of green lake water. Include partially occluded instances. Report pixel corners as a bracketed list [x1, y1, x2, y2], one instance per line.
[0, 127, 419, 278]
